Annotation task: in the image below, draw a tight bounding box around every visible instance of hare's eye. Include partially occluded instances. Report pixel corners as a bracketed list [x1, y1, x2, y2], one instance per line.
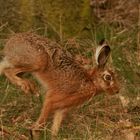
[103, 74, 112, 81]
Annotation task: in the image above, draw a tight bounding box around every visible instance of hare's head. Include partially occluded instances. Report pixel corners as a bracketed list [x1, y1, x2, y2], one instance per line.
[89, 40, 120, 95]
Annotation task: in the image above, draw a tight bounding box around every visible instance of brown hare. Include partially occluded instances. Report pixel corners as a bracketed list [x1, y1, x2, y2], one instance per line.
[0, 33, 119, 139]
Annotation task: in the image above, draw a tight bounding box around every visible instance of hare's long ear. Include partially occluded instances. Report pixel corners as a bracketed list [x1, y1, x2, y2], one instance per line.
[95, 40, 111, 68]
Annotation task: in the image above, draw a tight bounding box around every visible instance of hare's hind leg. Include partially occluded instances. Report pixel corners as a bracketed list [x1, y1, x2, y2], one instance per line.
[3, 67, 38, 95]
[0, 57, 13, 75]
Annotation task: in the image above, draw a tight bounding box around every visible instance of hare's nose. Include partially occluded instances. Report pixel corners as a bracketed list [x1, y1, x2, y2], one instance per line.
[116, 90, 119, 94]
[114, 88, 120, 94]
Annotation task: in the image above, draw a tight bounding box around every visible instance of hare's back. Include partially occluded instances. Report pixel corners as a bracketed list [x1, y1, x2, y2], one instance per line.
[4, 33, 48, 69]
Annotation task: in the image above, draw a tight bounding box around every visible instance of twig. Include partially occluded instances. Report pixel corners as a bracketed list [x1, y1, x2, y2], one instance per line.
[137, 3, 140, 65]
[122, 125, 140, 131]
[0, 22, 8, 31]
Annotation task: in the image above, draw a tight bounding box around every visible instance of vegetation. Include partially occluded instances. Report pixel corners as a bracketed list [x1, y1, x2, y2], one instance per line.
[0, 0, 139, 139]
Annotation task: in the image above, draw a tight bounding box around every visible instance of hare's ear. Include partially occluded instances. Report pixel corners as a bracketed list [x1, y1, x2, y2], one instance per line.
[95, 40, 111, 68]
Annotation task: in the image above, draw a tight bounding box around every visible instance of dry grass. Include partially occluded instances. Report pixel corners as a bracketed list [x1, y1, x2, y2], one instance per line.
[0, 33, 139, 139]
[0, 0, 140, 140]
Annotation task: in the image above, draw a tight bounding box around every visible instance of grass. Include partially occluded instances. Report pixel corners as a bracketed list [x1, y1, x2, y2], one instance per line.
[0, 30, 139, 139]
[0, 84, 139, 140]
[0, 2, 140, 139]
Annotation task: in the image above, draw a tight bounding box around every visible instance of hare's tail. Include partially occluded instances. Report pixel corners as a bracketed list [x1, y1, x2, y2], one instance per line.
[0, 57, 13, 75]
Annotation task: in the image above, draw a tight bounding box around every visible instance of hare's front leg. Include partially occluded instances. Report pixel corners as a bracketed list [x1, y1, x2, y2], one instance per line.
[31, 92, 52, 140]
[33, 90, 94, 139]
[32, 108, 67, 140]
[32, 92, 68, 139]
[3, 67, 38, 95]
[51, 108, 68, 139]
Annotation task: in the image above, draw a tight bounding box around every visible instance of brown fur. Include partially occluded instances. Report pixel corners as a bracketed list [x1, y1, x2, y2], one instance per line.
[0, 33, 120, 139]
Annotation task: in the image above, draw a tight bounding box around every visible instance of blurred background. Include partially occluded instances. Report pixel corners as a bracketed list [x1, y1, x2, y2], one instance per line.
[0, 0, 139, 139]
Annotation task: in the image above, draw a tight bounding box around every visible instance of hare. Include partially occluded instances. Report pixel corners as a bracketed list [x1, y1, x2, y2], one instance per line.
[0, 33, 119, 139]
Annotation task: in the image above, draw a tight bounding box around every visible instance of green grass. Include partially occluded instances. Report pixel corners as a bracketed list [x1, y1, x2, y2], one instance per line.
[0, 31, 140, 140]
[0, 15, 140, 140]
